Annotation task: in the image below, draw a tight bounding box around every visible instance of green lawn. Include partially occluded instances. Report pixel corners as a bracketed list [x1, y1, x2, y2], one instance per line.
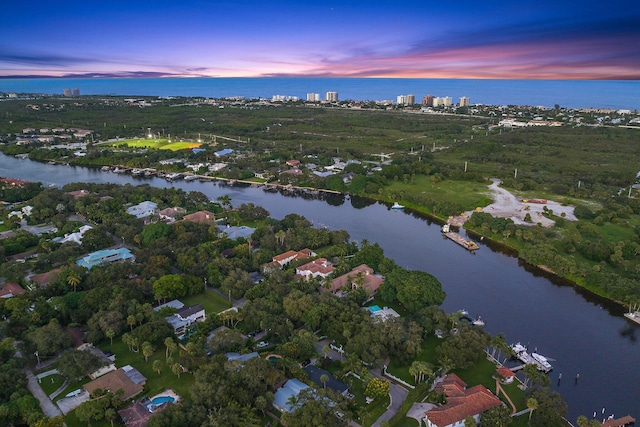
[98, 336, 194, 399]
[182, 290, 232, 314]
[38, 373, 65, 396]
[105, 138, 202, 151]
[453, 356, 528, 413]
[387, 334, 442, 385]
[379, 177, 494, 213]
[347, 376, 390, 427]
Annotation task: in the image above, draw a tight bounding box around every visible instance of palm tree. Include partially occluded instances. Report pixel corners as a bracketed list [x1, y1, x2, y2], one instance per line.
[127, 315, 137, 332]
[409, 362, 419, 384]
[152, 359, 163, 375]
[172, 363, 182, 378]
[527, 398, 538, 425]
[122, 333, 132, 352]
[164, 337, 175, 359]
[142, 341, 153, 362]
[105, 408, 117, 427]
[66, 270, 81, 292]
[322, 345, 330, 359]
[320, 374, 329, 389]
[275, 230, 286, 247]
[106, 329, 115, 345]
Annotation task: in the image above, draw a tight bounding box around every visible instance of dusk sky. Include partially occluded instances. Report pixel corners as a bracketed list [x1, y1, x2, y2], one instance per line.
[2, 0, 639, 80]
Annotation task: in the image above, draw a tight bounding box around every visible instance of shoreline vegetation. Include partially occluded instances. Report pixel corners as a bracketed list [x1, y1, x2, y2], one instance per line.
[2, 95, 640, 311]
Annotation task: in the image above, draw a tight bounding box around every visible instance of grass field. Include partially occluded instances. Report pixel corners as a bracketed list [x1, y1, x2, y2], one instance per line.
[38, 373, 65, 396]
[182, 290, 232, 314]
[106, 138, 202, 151]
[377, 176, 494, 215]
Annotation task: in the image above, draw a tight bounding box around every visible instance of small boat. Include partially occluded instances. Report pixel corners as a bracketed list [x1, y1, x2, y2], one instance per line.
[184, 175, 199, 181]
[391, 202, 404, 209]
[101, 166, 111, 172]
[472, 316, 485, 326]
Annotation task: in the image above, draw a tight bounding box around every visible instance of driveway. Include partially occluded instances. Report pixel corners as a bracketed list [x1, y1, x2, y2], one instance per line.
[407, 402, 436, 422]
[25, 371, 63, 418]
[56, 389, 90, 414]
[371, 382, 409, 427]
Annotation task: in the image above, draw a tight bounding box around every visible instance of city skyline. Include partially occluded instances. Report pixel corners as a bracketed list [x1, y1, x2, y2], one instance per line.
[1, 0, 639, 80]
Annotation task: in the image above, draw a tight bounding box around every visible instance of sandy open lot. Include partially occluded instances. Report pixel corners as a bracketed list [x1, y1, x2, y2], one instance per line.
[452, 179, 576, 227]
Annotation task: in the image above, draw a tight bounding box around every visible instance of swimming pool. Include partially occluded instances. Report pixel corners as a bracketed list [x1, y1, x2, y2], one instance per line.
[151, 396, 175, 405]
[368, 305, 381, 313]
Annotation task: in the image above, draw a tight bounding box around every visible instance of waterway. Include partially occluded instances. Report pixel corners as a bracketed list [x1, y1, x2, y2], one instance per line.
[0, 154, 637, 420]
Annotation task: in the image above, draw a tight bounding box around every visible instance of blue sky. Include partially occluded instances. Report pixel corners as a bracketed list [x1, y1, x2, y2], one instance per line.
[1, 0, 639, 79]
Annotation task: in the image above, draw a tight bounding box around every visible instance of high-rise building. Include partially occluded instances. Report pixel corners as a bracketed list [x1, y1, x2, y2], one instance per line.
[72, 88, 80, 96]
[307, 93, 320, 102]
[396, 95, 406, 105]
[325, 91, 338, 102]
[406, 94, 415, 105]
[459, 96, 470, 107]
[442, 96, 453, 107]
[422, 95, 434, 106]
[63, 88, 72, 97]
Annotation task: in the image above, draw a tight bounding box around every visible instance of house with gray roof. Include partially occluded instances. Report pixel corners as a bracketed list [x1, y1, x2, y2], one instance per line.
[273, 379, 310, 413]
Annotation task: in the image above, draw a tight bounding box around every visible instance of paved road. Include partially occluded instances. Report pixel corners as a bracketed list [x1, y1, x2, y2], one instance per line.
[25, 370, 63, 418]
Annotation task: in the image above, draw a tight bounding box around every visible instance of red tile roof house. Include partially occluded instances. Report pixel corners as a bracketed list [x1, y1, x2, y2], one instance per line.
[286, 159, 301, 167]
[182, 210, 216, 224]
[0, 282, 25, 298]
[327, 264, 384, 297]
[496, 367, 516, 384]
[263, 249, 316, 274]
[424, 374, 503, 427]
[295, 258, 335, 281]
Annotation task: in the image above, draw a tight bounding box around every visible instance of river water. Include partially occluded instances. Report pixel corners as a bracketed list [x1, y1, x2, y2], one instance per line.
[0, 154, 637, 420]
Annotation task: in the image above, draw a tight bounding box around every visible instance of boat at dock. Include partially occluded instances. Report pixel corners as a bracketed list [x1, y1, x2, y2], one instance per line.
[184, 175, 199, 181]
[510, 342, 553, 372]
[531, 352, 553, 372]
[391, 202, 404, 209]
[442, 224, 479, 251]
[624, 311, 640, 326]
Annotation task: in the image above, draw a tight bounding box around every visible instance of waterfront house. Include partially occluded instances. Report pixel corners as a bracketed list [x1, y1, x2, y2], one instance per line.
[77, 248, 135, 270]
[328, 264, 384, 296]
[496, 367, 516, 384]
[424, 374, 503, 427]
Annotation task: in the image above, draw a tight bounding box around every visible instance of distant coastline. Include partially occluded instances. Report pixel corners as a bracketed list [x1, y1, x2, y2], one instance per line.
[1, 77, 639, 110]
